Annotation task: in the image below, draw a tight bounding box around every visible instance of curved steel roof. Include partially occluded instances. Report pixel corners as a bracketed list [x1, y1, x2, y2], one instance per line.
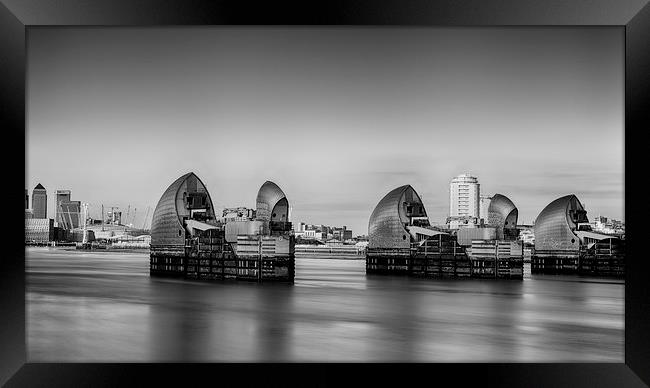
[368, 185, 428, 249]
[487, 193, 518, 229]
[150, 172, 216, 246]
[534, 194, 585, 252]
[256, 181, 289, 222]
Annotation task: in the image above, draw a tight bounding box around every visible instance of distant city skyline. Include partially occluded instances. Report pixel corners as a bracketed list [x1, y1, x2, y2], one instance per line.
[27, 27, 624, 234]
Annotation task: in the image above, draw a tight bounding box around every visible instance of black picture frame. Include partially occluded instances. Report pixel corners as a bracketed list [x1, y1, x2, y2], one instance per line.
[2, 1, 649, 386]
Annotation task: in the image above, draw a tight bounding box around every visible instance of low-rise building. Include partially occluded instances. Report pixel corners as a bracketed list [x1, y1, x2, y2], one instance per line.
[303, 230, 326, 240]
[518, 229, 535, 246]
[25, 218, 54, 244]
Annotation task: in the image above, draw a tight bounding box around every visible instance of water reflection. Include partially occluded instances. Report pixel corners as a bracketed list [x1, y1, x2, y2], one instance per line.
[26, 247, 623, 362]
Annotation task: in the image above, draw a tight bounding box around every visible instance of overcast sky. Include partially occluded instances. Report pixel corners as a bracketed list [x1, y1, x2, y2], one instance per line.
[26, 27, 624, 234]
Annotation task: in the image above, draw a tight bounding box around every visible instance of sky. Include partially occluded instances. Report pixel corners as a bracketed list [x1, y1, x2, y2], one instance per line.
[26, 27, 624, 234]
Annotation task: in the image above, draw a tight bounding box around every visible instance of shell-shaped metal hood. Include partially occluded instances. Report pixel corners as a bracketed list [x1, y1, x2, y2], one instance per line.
[487, 193, 518, 229]
[534, 194, 586, 252]
[150, 172, 216, 246]
[368, 185, 428, 249]
[255, 181, 289, 222]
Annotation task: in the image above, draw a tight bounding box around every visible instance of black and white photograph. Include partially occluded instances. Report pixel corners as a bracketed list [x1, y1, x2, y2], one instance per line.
[24, 26, 625, 363]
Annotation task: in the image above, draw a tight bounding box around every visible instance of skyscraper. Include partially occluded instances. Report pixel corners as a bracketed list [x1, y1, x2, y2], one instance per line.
[449, 174, 480, 229]
[59, 201, 82, 229]
[25, 189, 29, 209]
[56, 190, 71, 207]
[56, 190, 73, 228]
[32, 183, 47, 219]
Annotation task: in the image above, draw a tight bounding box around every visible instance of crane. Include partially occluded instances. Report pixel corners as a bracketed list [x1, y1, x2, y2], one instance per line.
[81, 203, 89, 244]
[57, 202, 68, 229]
[142, 206, 151, 230]
[66, 204, 75, 229]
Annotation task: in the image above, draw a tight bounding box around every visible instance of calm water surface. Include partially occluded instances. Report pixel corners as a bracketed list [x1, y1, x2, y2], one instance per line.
[26, 247, 624, 362]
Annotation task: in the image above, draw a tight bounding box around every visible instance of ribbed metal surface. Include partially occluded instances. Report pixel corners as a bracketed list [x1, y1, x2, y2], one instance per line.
[487, 193, 518, 230]
[150, 172, 216, 246]
[534, 194, 584, 252]
[456, 226, 497, 247]
[256, 181, 289, 222]
[368, 185, 427, 249]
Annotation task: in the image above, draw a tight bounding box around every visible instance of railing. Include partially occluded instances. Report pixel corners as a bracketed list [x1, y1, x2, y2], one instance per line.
[295, 245, 365, 256]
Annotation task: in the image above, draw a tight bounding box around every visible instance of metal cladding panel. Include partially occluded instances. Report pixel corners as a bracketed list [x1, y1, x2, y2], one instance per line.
[151, 172, 216, 246]
[256, 181, 289, 222]
[534, 194, 584, 252]
[368, 185, 427, 249]
[270, 197, 289, 222]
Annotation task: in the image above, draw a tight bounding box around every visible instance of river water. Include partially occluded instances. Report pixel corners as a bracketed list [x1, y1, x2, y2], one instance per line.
[26, 247, 624, 362]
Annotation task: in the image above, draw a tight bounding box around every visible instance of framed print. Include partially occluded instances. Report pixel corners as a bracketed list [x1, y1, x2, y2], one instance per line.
[2, 0, 649, 386]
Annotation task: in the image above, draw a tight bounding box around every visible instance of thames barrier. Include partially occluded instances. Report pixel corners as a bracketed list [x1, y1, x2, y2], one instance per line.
[149, 173, 295, 283]
[365, 185, 524, 280]
[146, 177, 624, 283]
[531, 194, 624, 277]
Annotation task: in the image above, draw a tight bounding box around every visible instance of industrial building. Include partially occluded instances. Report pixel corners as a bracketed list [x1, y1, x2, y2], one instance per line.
[531, 194, 624, 276]
[149, 174, 294, 283]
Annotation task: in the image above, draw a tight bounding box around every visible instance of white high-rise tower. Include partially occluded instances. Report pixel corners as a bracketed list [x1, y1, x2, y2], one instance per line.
[449, 173, 480, 229]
